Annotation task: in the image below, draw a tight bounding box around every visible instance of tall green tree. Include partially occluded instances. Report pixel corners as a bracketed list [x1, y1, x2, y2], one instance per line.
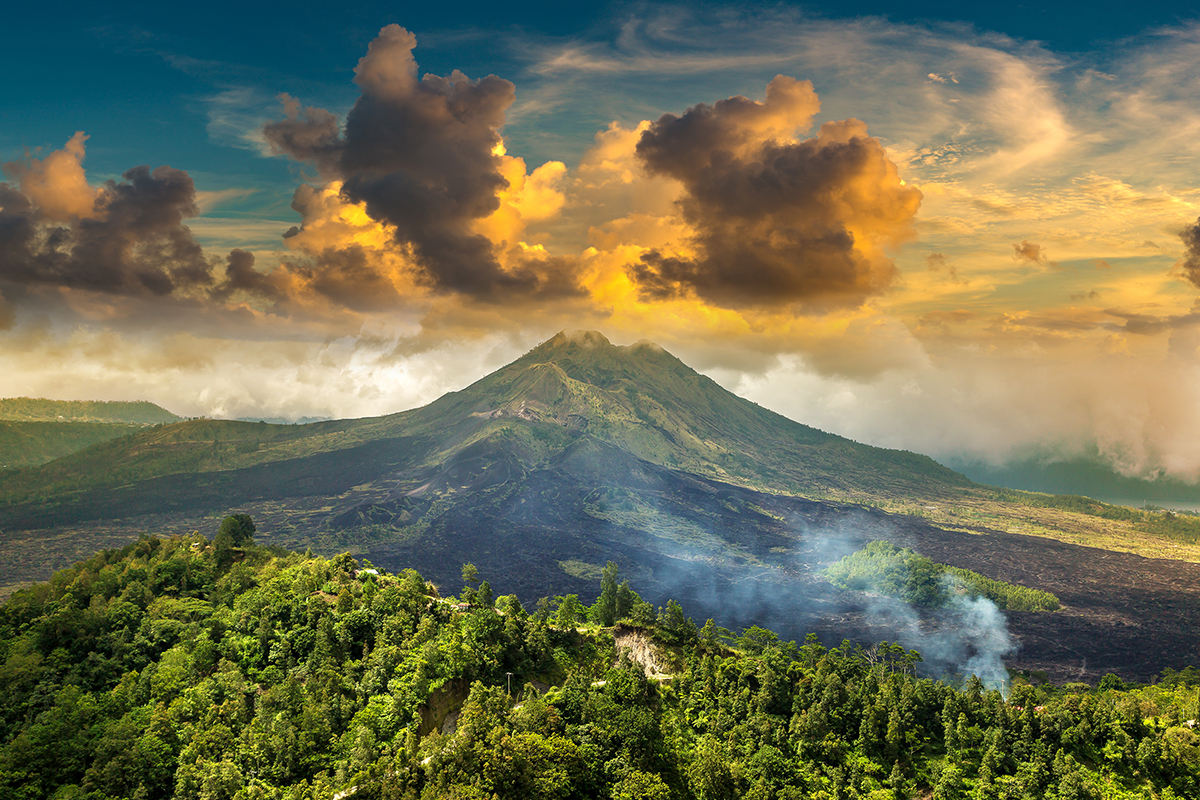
[594, 561, 620, 626]
[213, 513, 255, 568]
[555, 595, 583, 629]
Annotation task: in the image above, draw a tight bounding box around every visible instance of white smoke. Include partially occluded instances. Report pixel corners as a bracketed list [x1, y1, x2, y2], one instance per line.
[806, 525, 1016, 693]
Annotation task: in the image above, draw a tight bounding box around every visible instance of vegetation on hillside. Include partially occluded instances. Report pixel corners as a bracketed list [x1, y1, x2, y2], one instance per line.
[1, 518, 1196, 799]
[0, 419, 352, 509]
[0, 399, 183, 469]
[824, 541, 1062, 612]
[0, 398, 180, 424]
[1004, 491, 1200, 546]
[0, 421, 144, 469]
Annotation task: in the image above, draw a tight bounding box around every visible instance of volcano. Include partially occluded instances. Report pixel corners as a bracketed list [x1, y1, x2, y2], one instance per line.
[3, 330, 1200, 682]
[0, 330, 968, 534]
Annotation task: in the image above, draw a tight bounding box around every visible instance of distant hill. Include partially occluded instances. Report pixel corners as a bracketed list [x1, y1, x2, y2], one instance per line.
[949, 453, 1200, 510]
[0, 421, 143, 469]
[0, 398, 181, 469]
[0, 397, 180, 424]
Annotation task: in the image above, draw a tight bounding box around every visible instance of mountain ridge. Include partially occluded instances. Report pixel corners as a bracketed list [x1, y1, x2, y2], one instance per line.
[0, 396, 180, 424]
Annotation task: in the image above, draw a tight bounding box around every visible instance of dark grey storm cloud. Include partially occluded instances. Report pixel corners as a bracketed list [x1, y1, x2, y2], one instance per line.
[213, 249, 279, 301]
[629, 76, 922, 309]
[263, 24, 581, 302]
[0, 165, 214, 297]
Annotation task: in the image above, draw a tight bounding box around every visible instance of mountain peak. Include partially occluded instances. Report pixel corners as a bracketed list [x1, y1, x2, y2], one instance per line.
[509, 330, 688, 388]
[537, 329, 614, 351]
[528, 330, 675, 366]
[448, 329, 969, 498]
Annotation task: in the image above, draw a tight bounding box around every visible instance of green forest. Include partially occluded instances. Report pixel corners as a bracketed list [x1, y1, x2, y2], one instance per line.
[0, 398, 180, 425]
[824, 541, 1062, 612]
[1, 518, 1197, 800]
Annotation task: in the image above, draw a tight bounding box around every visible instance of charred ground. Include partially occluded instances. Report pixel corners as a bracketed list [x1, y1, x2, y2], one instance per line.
[7, 438, 1198, 684]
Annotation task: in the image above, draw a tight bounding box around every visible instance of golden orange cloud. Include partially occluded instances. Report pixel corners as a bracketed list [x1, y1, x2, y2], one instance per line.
[3, 132, 98, 221]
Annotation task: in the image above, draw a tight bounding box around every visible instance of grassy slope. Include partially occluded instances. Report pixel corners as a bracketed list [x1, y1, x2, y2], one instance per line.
[0, 421, 143, 468]
[871, 491, 1200, 562]
[0, 399, 183, 468]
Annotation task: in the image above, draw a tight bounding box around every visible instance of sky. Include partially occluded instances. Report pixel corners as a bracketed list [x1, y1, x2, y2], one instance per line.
[3, 1, 1200, 482]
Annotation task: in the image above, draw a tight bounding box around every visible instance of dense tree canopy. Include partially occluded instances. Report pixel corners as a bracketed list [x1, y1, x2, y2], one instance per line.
[825, 540, 1062, 612]
[0, 519, 1196, 799]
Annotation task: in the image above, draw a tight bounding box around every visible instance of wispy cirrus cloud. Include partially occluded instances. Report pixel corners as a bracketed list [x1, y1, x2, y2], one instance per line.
[203, 87, 276, 154]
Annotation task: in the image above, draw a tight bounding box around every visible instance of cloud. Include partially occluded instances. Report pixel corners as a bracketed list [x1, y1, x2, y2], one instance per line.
[916, 308, 975, 335]
[723, 332, 1200, 483]
[1012, 240, 1057, 268]
[262, 94, 342, 174]
[193, 188, 257, 213]
[204, 88, 275, 154]
[0, 135, 370, 314]
[0, 322, 531, 422]
[922, 251, 963, 281]
[0, 137, 215, 297]
[1176, 217, 1200, 289]
[212, 249, 278, 302]
[0, 290, 14, 331]
[263, 24, 582, 302]
[1103, 304, 1200, 337]
[627, 76, 922, 308]
[2, 132, 98, 221]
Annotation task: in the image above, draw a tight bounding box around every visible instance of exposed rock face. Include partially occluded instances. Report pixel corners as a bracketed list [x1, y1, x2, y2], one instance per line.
[613, 625, 672, 679]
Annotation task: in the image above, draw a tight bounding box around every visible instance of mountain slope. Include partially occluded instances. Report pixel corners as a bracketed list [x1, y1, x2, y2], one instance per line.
[0, 330, 968, 523]
[0, 398, 183, 468]
[427, 330, 969, 497]
[0, 421, 143, 468]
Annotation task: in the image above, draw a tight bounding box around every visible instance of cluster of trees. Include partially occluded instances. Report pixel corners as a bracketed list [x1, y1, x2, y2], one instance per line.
[824, 540, 1061, 612]
[1, 518, 1197, 799]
